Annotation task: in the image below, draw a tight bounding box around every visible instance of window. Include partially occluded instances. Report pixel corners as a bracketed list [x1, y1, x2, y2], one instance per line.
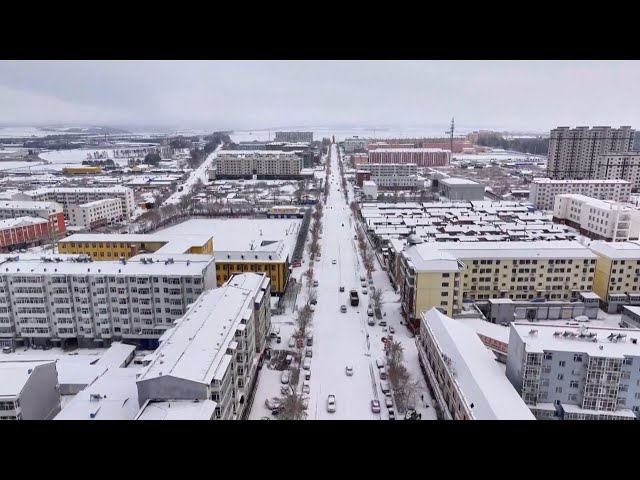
[559, 361, 566, 367]
[569, 381, 578, 388]
[555, 387, 563, 393]
[441, 292, 448, 297]
[544, 353, 553, 361]
[573, 354, 583, 362]
[557, 374, 564, 381]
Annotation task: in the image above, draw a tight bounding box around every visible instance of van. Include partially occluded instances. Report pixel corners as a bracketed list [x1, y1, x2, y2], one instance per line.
[303, 358, 312, 370]
[379, 367, 387, 380]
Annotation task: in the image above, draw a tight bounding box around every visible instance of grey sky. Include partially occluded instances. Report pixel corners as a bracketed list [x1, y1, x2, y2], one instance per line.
[0, 60, 638, 132]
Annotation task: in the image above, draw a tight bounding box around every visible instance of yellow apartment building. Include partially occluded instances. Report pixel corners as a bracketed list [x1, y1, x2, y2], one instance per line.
[400, 240, 598, 328]
[589, 240, 640, 313]
[215, 250, 290, 294]
[62, 166, 103, 175]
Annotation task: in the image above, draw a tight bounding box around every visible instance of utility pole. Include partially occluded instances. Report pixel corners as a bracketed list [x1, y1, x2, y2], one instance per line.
[448, 117, 455, 154]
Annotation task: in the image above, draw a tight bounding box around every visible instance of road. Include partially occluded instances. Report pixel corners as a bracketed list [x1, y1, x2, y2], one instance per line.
[164, 143, 222, 205]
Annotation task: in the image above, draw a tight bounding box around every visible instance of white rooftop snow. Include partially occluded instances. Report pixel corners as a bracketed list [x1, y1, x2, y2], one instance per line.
[0, 361, 54, 397]
[135, 399, 217, 420]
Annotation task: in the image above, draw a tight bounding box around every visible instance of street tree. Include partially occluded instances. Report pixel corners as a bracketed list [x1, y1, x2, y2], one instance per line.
[371, 287, 383, 313]
[277, 390, 308, 420]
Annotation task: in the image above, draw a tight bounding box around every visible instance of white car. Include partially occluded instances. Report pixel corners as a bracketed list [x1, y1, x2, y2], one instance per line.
[327, 395, 336, 413]
[389, 326, 395, 334]
[288, 337, 295, 348]
[345, 366, 354, 376]
[340, 305, 347, 313]
[281, 371, 290, 384]
[367, 307, 374, 317]
[384, 396, 393, 408]
[371, 400, 381, 413]
[332, 259, 337, 265]
[302, 381, 310, 394]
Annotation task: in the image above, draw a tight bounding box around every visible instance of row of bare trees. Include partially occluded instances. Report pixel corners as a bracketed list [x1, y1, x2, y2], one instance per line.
[355, 228, 376, 280]
[386, 340, 421, 414]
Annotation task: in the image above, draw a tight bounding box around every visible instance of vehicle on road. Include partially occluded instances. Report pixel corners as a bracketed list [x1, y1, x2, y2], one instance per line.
[361, 281, 367, 288]
[276, 336, 282, 343]
[384, 396, 393, 408]
[269, 326, 280, 338]
[288, 337, 295, 348]
[367, 306, 374, 317]
[281, 371, 290, 384]
[379, 321, 387, 327]
[388, 408, 396, 420]
[341, 305, 347, 313]
[313, 280, 319, 287]
[307, 333, 313, 346]
[339, 286, 345, 292]
[327, 395, 336, 413]
[302, 381, 310, 394]
[349, 290, 360, 306]
[379, 367, 387, 380]
[261, 417, 270, 420]
[389, 326, 395, 334]
[376, 359, 385, 369]
[265, 398, 281, 411]
[381, 381, 390, 394]
[306, 348, 312, 358]
[345, 366, 354, 376]
[368, 318, 375, 326]
[362, 288, 368, 295]
[332, 259, 337, 265]
[303, 358, 312, 370]
[371, 400, 381, 413]
[360, 276, 366, 282]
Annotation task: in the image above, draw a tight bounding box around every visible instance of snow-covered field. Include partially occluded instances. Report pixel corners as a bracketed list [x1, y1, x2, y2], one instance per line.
[248, 143, 437, 420]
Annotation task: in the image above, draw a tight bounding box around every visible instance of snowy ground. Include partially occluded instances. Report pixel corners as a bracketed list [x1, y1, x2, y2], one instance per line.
[164, 144, 221, 205]
[248, 143, 436, 420]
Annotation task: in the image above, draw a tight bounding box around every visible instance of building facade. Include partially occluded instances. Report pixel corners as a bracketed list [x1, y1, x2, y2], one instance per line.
[528, 178, 631, 211]
[343, 137, 369, 153]
[593, 153, 640, 189]
[0, 217, 53, 252]
[546, 126, 639, 186]
[216, 151, 303, 178]
[274, 131, 313, 143]
[416, 308, 534, 420]
[506, 322, 640, 420]
[68, 198, 125, 229]
[437, 178, 485, 201]
[136, 273, 271, 420]
[0, 360, 61, 420]
[368, 148, 450, 167]
[589, 240, 640, 313]
[0, 200, 65, 234]
[553, 194, 640, 242]
[357, 163, 420, 189]
[0, 253, 216, 348]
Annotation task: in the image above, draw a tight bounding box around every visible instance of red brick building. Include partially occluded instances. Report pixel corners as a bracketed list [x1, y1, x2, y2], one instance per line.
[355, 170, 372, 187]
[0, 201, 65, 234]
[0, 217, 53, 251]
[367, 148, 450, 167]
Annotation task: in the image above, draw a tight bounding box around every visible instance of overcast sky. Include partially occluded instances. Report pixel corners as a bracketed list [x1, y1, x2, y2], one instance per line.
[0, 60, 637, 133]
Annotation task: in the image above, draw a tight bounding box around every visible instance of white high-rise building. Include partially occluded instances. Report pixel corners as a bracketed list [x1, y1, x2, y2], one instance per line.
[529, 178, 631, 211]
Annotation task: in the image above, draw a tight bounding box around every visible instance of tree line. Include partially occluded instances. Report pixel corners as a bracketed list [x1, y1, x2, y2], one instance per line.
[475, 134, 549, 156]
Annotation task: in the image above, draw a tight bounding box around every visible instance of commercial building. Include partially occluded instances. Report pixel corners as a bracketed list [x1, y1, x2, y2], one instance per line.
[553, 194, 640, 242]
[506, 322, 640, 420]
[216, 151, 303, 178]
[437, 177, 485, 201]
[357, 163, 420, 189]
[349, 152, 369, 165]
[546, 126, 640, 187]
[68, 198, 125, 230]
[416, 308, 535, 420]
[589, 240, 640, 313]
[0, 200, 65, 234]
[368, 148, 450, 167]
[136, 273, 271, 420]
[62, 166, 102, 175]
[0, 253, 216, 348]
[15, 186, 136, 219]
[0, 217, 55, 251]
[362, 181, 378, 200]
[267, 206, 305, 219]
[58, 233, 214, 260]
[530, 178, 631, 211]
[529, 178, 631, 211]
[274, 131, 313, 143]
[0, 360, 60, 420]
[343, 136, 369, 153]
[399, 240, 597, 325]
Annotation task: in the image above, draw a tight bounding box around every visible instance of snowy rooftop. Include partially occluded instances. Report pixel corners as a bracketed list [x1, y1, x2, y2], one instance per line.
[456, 318, 510, 344]
[0, 200, 61, 210]
[423, 309, 534, 420]
[439, 177, 481, 186]
[94, 342, 136, 368]
[403, 246, 461, 272]
[623, 305, 640, 317]
[0, 216, 48, 229]
[218, 150, 301, 156]
[24, 186, 132, 195]
[533, 402, 637, 419]
[511, 322, 640, 358]
[58, 232, 212, 246]
[531, 178, 630, 185]
[371, 148, 449, 153]
[0, 361, 54, 398]
[137, 274, 265, 386]
[557, 194, 633, 211]
[135, 399, 217, 420]
[55, 368, 140, 420]
[588, 240, 640, 260]
[79, 198, 121, 208]
[158, 218, 301, 257]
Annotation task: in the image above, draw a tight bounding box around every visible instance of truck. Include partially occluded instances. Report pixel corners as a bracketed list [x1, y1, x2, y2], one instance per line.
[349, 289, 359, 306]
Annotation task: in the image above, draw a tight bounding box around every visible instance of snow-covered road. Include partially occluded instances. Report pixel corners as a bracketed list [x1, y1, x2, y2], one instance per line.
[164, 144, 222, 205]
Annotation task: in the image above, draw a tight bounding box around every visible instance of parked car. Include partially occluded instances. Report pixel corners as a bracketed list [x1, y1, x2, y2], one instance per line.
[361, 281, 368, 288]
[276, 336, 282, 344]
[389, 326, 395, 334]
[302, 381, 310, 394]
[379, 321, 387, 327]
[261, 416, 270, 420]
[281, 370, 290, 384]
[303, 358, 312, 370]
[339, 286, 345, 292]
[345, 366, 354, 376]
[313, 280, 319, 287]
[304, 370, 311, 381]
[380, 381, 390, 394]
[379, 367, 387, 380]
[384, 396, 393, 408]
[305, 348, 312, 358]
[327, 395, 336, 413]
[371, 400, 381, 414]
[310, 304, 316, 312]
[367, 307, 374, 317]
[341, 305, 347, 313]
[362, 288, 368, 295]
[332, 259, 337, 265]
[306, 333, 313, 346]
[310, 298, 318, 305]
[360, 276, 366, 282]
[388, 408, 396, 420]
[376, 359, 385, 369]
[368, 318, 375, 326]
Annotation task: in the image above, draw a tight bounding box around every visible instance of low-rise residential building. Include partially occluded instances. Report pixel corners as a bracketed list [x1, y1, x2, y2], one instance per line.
[15, 186, 136, 219]
[620, 305, 640, 329]
[136, 273, 271, 420]
[216, 151, 303, 178]
[0, 217, 53, 251]
[416, 308, 535, 420]
[368, 148, 450, 167]
[357, 163, 420, 189]
[0, 253, 216, 349]
[589, 240, 640, 313]
[506, 322, 640, 420]
[437, 177, 485, 201]
[362, 180, 378, 200]
[0, 360, 60, 420]
[529, 178, 631, 211]
[553, 194, 640, 242]
[0, 200, 65, 234]
[68, 198, 125, 229]
[399, 240, 598, 327]
[481, 294, 600, 325]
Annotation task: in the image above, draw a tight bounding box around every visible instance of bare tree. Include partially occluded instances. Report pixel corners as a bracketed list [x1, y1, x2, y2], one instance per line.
[277, 389, 308, 420]
[364, 249, 377, 277]
[178, 195, 192, 213]
[371, 287, 383, 313]
[304, 267, 314, 283]
[295, 305, 313, 340]
[386, 340, 405, 370]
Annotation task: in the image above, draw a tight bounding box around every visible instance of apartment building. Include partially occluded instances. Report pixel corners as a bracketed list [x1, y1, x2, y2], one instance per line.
[437, 178, 485, 201]
[0, 360, 60, 420]
[216, 151, 303, 178]
[547, 126, 635, 179]
[529, 178, 631, 211]
[0, 253, 216, 349]
[506, 322, 640, 420]
[589, 240, 640, 313]
[416, 308, 534, 420]
[0, 200, 65, 234]
[0, 217, 56, 252]
[368, 148, 451, 167]
[593, 153, 640, 189]
[136, 273, 271, 420]
[357, 163, 420, 189]
[399, 241, 598, 327]
[67, 198, 125, 229]
[274, 131, 313, 143]
[343, 136, 369, 153]
[58, 233, 214, 260]
[15, 186, 136, 219]
[553, 194, 640, 242]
